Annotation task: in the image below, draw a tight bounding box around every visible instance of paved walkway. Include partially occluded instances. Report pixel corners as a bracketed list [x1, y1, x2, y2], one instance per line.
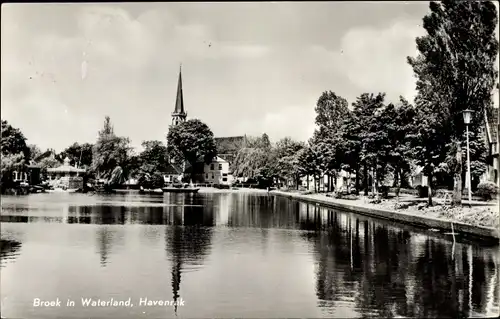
[271, 190, 499, 241]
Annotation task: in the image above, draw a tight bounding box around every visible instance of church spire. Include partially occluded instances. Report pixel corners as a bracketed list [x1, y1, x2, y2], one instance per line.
[171, 64, 187, 127]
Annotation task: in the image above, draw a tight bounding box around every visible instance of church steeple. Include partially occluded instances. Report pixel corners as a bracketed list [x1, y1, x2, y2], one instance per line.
[172, 64, 187, 126]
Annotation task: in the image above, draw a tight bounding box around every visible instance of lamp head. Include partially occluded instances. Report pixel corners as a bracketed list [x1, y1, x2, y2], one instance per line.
[462, 109, 474, 125]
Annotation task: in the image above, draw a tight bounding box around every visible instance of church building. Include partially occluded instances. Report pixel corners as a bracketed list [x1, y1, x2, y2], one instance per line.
[169, 66, 247, 184]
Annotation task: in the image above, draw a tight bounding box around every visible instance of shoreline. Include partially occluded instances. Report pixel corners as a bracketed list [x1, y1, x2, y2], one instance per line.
[271, 190, 500, 242]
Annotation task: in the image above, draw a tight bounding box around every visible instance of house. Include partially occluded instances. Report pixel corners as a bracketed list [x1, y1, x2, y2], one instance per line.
[482, 107, 499, 187]
[183, 156, 233, 185]
[11, 161, 41, 186]
[46, 157, 86, 190]
[163, 163, 184, 184]
[202, 156, 232, 185]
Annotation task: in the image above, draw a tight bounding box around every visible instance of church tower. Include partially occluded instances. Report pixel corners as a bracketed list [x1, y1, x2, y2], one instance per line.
[171, 65, 187, 126]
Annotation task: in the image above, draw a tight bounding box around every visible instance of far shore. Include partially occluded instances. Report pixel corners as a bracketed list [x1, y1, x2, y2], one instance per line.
[198, 187, 268, 194]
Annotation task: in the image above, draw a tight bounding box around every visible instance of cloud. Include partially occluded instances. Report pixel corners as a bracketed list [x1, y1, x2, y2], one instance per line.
[309, 19, 425, 104]
[234, 105, 317, 143]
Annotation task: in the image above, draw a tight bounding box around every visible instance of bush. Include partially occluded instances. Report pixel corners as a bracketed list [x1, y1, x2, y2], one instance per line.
[475, 182, 499, 201]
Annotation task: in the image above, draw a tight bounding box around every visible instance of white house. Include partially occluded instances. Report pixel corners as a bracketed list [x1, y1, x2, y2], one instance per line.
[203, 156, 233, 185]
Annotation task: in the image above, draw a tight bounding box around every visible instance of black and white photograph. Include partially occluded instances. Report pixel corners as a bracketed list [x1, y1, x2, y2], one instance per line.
[1, 1, 499, 318]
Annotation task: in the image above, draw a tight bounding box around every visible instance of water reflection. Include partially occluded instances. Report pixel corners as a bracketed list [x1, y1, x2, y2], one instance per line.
[0, 238, 22, 268]
[0, 193, 498, 318]
[298, 205, 499, 318]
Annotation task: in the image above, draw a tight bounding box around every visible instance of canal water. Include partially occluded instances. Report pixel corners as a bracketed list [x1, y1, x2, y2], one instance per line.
[1, 192, 499, 318]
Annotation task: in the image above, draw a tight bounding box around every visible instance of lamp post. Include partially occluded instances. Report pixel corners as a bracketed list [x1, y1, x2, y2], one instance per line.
[463, 109, 474, 207]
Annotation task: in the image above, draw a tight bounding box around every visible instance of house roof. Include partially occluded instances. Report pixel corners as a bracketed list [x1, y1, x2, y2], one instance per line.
[47, 157, 85, 173]
[164, 163, 183, 175]
[215, 136, 247, 153]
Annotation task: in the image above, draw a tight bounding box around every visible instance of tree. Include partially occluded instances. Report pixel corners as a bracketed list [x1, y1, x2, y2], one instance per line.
[408, 0, 498, 205]
[28, 144, 42, 162]
[407, 97, 450, 206]
[377, 98, 416, 200]
[59, 142, 94, 168]
[311, 91, 350, 192]
[166, 119, 217, 181]
[1, 120, 30, 189]
[1, 153, 26, 187]
[348, 93, 386, 195]
[92, 116, 132, 180]
[297, 144, 327, 192]
[1, 120, 29, 158]
[273, 137, 306, 188]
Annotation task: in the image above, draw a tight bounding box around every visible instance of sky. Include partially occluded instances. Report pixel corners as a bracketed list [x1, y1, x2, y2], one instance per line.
[1, 2, 499, 153]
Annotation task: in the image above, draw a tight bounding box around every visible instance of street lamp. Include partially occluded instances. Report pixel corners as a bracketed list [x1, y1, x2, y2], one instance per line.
[463, 109, 474, 207]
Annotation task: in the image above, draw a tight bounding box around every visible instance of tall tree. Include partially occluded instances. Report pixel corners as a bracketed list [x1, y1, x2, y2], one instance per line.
[311, 91, 350, 191]
[166, 119, 217, 181]
[59, 142, 94, 168]
[1, 120, 29, 158]
[350, 93, 386, 195]
[408, 0, 498, 205]
[92, 116, 132, 180]
[273, 137, 306, 188]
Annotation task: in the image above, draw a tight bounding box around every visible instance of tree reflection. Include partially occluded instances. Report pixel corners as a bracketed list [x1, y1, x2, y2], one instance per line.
[298, 202, 498, 318]
[0, 239, 22, 268]
[164, 194, 214, 314]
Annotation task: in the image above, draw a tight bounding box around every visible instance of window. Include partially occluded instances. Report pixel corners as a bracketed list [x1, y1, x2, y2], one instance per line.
[218, 164, 222, 170]
[222, 173, 228, 177]
[222, 178, 227, 182]
[205, 173, 208, 179]
[211, 173, 214, 179]
[210, 164, 214, 170]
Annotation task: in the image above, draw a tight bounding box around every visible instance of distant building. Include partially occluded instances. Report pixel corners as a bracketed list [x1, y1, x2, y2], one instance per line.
[203, 156, 232, 184]
[482, 107, 499, 187]
[47, 157, 86, 190]
[168, 65, 245, 184]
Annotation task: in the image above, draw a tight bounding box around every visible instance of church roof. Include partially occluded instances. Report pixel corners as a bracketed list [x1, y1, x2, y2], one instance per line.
[173, 65, 185, 115]
[215, 136, 247, 153]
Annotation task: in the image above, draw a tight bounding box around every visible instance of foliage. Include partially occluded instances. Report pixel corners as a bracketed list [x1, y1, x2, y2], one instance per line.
[167, 119, 217, 181]
[246, 133, 272, 149]
[59, 142, 94, 168]
[273, 137, 306, 183]
[28, 144, 42, 162]
[92, 116, 132, 179]
[38, 155, 61, 171]
[475, 181, 499, 201]
[407, 0, 498, 203]
[1, 153, 25, 184]
[313, 91, 349, 141]
[1, 120, 30, 158]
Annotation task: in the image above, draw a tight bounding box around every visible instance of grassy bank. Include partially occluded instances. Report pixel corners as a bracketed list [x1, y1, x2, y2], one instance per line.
[276, 189, 499, 230]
